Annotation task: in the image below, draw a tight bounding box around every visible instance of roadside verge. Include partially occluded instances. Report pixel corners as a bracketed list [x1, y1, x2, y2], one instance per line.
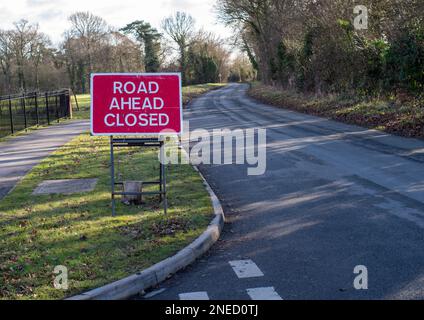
[67, 166, 225, 300]
[248, 82, 424, 138]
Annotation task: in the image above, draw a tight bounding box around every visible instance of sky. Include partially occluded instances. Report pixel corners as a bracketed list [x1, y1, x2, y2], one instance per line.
[0, 0, 233, 45]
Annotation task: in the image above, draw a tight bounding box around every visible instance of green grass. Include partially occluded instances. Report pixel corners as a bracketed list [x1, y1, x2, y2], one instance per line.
[249, 82, 424, 138]
[72, 83, 227, 120]
[71, 94, 91, 120]
[181, 83, 227, 105]
[0, 133, 213, 300]
[0, 82, 226, 299]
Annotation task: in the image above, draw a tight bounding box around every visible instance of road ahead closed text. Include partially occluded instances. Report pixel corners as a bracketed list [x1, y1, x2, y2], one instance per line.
[91, 73, 182, 135]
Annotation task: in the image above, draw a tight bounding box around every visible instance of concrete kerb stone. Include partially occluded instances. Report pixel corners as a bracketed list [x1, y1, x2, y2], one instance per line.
[67, 165, 225, 300]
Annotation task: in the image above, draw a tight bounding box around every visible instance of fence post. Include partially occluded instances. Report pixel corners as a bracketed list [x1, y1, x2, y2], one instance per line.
[55, 94, 59, 123]
[8, 95, 14, 134]
[22, 94, 27, 130]
[59, 91, 65, 119]
[72, 90, 80, 111]
[34, 93, 39, 126]
[67, 89, 72, 119]
[45, 92, 50, 125]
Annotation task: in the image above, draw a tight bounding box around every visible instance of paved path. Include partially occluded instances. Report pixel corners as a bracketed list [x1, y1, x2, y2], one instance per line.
[137, 83, 424, 300]
[0, 120, 89, 200]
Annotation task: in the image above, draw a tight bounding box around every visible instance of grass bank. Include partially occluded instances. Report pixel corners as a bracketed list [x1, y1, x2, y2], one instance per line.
[0, 133, 213, 299]
[0, 83, 227, 300]
[249, 82, 424, 138]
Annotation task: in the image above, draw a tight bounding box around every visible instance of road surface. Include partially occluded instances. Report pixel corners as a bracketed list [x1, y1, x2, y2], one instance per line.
[0, 120, 89, 200]
[137, 83, 424, 300]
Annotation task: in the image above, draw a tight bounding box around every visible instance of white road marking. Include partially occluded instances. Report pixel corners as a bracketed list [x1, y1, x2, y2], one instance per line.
[179, 291, 210, 300]
[143, 288, 166, 299]
[229, 260, 264, 278]
[246, 287, 283, 300]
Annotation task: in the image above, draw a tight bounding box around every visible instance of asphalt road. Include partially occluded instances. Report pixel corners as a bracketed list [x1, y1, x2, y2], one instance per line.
[137, 83, 424, 300]
[0, 120, 89, 200]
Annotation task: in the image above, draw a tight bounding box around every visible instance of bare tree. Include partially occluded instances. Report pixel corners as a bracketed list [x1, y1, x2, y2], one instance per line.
[1, 22, 60, 93]
[29, 33, 51, 90]
[63, 13, 144, 93]
[106, 32, 144, 73]
[10, 20, 40, 91]
[187, 30, 230, 83]
[67, 12, 109, 91]
[162, 12, 195, 85]
[0, 30, 14, 93]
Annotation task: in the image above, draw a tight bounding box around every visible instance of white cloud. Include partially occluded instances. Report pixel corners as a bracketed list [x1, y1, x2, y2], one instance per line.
[0, 0, 232, 45]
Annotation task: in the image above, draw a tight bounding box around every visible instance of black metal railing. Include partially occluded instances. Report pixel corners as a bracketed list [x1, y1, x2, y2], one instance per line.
[0, 89, 71, 138]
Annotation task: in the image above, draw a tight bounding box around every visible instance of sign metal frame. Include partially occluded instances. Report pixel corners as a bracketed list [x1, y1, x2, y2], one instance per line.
[90, 72, 181, 216]
[109, 137, 167, 216]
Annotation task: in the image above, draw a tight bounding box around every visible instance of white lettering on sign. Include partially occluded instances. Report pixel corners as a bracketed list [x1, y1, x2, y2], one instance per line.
[103, 113, 170, 127]
[113, 81, 159, 94]
[109, 97, 164, 110]
[106, 81, 168, 128]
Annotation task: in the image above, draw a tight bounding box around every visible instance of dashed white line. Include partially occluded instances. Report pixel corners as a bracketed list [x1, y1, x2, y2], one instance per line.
[229, 260, 264, 278]
[179, 291, 210, 300]
[246, 287, 283, 300]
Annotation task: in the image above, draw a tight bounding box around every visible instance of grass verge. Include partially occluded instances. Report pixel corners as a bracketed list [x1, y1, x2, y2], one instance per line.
[249, 82, 424, 138]
[0, 132, 213, 299]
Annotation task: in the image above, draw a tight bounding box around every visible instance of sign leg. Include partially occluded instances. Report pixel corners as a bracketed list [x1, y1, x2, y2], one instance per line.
[159, 144, 163, 202]
[110, 136, 116, 216]
[160, 142, 167, 215]
[163, 162, 167, 215]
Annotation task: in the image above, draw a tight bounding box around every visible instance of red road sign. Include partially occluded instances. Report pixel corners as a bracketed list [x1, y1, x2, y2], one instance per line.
[91, 73, 182, 135]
